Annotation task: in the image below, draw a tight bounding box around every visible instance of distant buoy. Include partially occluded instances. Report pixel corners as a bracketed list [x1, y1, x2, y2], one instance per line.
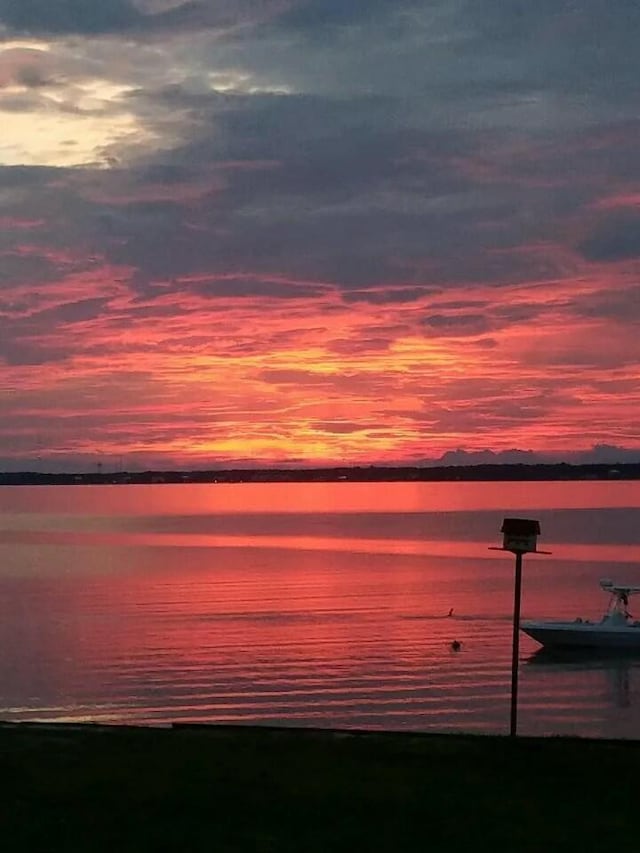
[450, 640, 461, 651]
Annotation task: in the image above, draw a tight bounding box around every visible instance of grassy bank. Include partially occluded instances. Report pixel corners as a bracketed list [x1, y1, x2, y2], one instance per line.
[0, 723, 637, 851]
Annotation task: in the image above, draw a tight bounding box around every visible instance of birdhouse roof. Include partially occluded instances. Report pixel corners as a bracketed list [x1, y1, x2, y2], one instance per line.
[501, 518, 541, 535]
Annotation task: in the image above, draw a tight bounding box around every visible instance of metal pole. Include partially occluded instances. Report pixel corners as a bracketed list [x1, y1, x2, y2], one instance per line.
[510, 551, 523, 737]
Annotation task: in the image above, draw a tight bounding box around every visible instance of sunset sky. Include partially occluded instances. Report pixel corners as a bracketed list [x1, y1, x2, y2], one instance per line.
[1, 0, 639, 471]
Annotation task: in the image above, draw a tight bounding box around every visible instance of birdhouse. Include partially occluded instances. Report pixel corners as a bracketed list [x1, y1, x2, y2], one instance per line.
[501, 518, 541, 554]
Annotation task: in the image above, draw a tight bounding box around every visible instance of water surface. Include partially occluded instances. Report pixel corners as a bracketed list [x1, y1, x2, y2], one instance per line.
[1, 480, 639, 737]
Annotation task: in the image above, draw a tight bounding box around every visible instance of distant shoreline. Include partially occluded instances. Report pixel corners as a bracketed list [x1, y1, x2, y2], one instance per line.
[1, 461, 638, 486]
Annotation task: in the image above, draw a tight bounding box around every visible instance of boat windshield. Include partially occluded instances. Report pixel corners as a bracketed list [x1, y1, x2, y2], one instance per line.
[603, 590, 639, 623]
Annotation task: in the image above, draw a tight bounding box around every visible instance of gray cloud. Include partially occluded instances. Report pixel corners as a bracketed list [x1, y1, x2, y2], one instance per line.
[189, 278, 328, 300]
[3, 0, 636, 296]
[0, 341, 71, 365]
[0, 165, 60, 188]
[342, 288, 435, 305]
[0, 253, 59, 287]
[433, 445, 640, 467]
[0, 0, 287, 37]
[272, 0, 424, 34]
[570, 284, 640, 323]
[0, 0, 143, 35]
[422, 313, 493, 337]
[578, 212, 640, 262]
[0, 296, 111, 366]
[438, 448, 539, 466]
[464, 0, 640, 96]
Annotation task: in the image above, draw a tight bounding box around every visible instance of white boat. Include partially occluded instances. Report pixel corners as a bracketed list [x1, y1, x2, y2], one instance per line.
[521, 579, 640, 649]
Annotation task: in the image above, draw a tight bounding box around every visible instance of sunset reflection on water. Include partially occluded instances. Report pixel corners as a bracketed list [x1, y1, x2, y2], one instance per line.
[0, 481, 639, 736]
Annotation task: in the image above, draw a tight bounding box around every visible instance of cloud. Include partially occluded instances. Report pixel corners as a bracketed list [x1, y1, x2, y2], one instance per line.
[313, 420, 363, 434]
[578, 211, 640, 262]
[462, 0, 640, 102]
[0, 340, 71, 365]
[422, 313, 493, 337]
[272, 0, 423, 33]
[570, 283, 640, 323]
[0, 0, 287, 37]
[437, 448, 540, 466]
[0, 252, 60, 286]
[188, 276, 329, 300]
[432, 445, 640, 467]
[1, 0, 639, 468]
[342, 288, 436, 305]
[0, 0, 143, 35]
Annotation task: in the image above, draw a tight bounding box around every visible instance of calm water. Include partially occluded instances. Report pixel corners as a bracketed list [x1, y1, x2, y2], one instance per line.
[1, 480, 640, 738]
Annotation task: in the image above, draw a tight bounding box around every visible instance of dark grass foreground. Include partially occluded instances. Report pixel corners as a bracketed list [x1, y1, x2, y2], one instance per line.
[0, 723, 637, 852]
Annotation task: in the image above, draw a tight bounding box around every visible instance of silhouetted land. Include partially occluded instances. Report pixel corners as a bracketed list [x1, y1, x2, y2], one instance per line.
[0, 723, 637, 852]
[1, 461, 639, 486]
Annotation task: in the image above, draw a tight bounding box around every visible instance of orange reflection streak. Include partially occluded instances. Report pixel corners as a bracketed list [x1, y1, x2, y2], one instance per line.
[2, 527, 636, 566]
[3, 481, 640, 515]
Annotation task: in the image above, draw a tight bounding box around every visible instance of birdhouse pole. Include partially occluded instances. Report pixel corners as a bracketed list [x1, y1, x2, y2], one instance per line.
[490, 518, 546, 737]
[510, 549, 524, 738]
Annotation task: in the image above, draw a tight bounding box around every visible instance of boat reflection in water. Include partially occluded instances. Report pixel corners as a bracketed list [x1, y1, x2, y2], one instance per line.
[526, 647, 640, 710]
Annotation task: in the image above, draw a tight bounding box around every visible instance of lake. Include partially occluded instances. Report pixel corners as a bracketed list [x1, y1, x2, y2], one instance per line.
[1, 480, 640, 737]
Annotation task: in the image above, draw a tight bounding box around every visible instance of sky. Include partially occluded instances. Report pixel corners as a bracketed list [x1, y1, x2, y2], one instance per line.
[0, 0, 639, 471]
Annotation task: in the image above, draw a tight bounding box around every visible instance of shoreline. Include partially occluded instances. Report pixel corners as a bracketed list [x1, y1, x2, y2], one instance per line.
[2, 721, 637, 850]
[2, 460, 639, 486]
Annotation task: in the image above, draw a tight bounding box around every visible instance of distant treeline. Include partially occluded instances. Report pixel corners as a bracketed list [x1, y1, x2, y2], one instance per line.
[1, 462, 638, 486]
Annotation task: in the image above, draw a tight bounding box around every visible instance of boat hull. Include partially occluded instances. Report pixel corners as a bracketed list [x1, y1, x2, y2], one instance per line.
[521, 620, 640, 649]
